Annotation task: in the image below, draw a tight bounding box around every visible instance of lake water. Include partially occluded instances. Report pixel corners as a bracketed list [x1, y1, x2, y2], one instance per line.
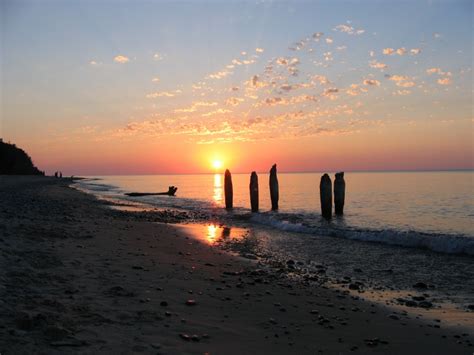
[76, 171, 474, 255]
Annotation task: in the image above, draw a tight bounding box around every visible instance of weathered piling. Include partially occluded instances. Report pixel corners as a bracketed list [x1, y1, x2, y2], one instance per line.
[334, 172, 345, 215]
[269, 164, 279, 210]
[224, 169, 233, 209]
[320, 173, 332, 219]
[249, 171, 259, 212]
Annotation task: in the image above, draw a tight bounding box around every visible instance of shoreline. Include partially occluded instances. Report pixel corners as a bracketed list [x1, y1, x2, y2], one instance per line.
[0, 176, 472, 354]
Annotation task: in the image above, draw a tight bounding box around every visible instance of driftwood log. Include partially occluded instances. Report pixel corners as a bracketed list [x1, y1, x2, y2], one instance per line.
[269, 164, 279, 210]
[224, 169, 233, 209]
[249, 171, 259, 212]
[125, 186, 178, 197]
[320, 174, 332, 219]
[334, 172, 345, 215]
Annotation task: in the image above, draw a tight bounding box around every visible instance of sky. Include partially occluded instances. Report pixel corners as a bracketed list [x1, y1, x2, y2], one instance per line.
[1, 0, 473, 175]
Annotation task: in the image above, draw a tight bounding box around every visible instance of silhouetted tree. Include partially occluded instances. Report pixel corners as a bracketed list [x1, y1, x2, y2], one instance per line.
[0, 140, 44, 175]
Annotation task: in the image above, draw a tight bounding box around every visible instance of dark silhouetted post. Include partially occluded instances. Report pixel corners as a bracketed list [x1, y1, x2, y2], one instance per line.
[320, 173, 332, 220]
[269, 164, 279, 210]
[224, 169, 233, 210]
[249, 171, 259, 212]
[334, 172, 345, 215]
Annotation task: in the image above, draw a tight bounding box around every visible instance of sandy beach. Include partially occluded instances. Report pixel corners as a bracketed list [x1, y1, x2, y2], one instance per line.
[0, 176, 472, 354]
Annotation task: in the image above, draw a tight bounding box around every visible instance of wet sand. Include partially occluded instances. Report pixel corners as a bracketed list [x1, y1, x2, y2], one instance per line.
[0, 176, 472, 354]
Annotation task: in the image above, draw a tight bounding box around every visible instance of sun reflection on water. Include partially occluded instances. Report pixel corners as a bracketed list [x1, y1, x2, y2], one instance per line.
[213, 173, 222, 204]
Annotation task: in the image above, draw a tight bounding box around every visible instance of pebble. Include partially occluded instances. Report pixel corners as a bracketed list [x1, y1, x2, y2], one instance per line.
[186, 299, 197, 306]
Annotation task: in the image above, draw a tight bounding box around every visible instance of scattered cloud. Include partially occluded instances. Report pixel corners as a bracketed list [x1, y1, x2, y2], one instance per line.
[146, 90, 182, 98]
[114, 55, 129, 64]
[225, 97, 244, 106]
[208, 70, 232, 80]
[363, 79, 380, 86]
[369, 60, 388, 70]
[387, 75, 415, 87]
[151, 77, 160, 83]
[201, 108, 232, 117]
[325, 37, 333, 44]
[437, 77, 451, 85]
[153, 53, 163, 61]
[256, 47, 264, 53]
[333, 24, 365, 35]
[382, 47, 411, 56]
[89, 60, 101, 66]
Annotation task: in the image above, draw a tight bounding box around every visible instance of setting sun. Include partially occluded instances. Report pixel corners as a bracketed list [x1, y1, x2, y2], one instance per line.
[212, 159, 223, 170]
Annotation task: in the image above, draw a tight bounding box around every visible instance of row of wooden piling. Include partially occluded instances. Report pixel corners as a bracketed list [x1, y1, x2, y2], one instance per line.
[223, 165, 345, 219]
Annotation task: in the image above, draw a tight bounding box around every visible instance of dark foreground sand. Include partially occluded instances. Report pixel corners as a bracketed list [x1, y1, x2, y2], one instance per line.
[0, 176, 472, 354]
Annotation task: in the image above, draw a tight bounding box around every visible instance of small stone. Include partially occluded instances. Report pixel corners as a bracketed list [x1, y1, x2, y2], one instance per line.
[413, 282, 428, 289]
[179, 333, 190, 341]
[185, 299, 196, 306]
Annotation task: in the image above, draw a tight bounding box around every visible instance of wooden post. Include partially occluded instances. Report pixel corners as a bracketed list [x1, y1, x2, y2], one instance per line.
[269, 164, 279, 210]
[224, 169, 233, 209]
[249, 171, 259, 212]
[334, 172, 345, 215]
[320, 173, 332, 219]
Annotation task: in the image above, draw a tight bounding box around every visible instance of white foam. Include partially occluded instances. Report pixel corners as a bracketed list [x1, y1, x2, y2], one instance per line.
[250, 213, 474, 256]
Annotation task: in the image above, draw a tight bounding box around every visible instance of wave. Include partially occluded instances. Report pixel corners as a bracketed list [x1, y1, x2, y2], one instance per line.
[249, 213, 474, 256]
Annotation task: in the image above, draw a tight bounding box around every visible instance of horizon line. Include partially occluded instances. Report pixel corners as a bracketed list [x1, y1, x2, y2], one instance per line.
[76, 168, 474, 177]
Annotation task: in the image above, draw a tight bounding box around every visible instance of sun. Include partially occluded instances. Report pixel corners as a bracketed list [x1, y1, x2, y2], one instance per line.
[212, 159, 223, 170]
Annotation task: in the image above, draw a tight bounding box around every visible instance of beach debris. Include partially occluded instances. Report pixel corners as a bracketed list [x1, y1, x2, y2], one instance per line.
[249, 172, 259, 212]
[185, 299, 197, 306]
[125, 186, 178, 197]
[334, 172, 345, 215]
[224, 169, 233, 209]
[320, 174, 332, 219]
[269, 164, 279, 210]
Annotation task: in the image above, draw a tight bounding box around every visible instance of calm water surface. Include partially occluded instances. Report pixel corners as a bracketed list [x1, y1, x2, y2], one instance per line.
[83, 171, 473, 236]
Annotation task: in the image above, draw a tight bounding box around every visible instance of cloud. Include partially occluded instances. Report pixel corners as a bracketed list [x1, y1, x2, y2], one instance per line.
[333, 24, 365, 35]
[312, 32, 324, 39]
[382, 47, 409, 56]
[410, 48, 421, 55]
[369, 60, 388, 70]
[114, 55, 129, 64]
[225, 97, 244, 106]
[426, 67, 442, 75]
[363, 79, 380, 86]
[201, 108, 232, 117]
[394, 90, 411, 95]
[151, 77, 160, 82]
[325, 37, 333, 44]
[153, 53, 163, 61]
[174, 101, 219, 113]
[256, 48, 264, 53]
[437, 77, 451, 85]
[208, 70, 232, 79]
[146, 90, 182, 98]
[312, 75, 330, 85]
[89, 60, 101, 66]
[388, 75, 415, 87]
[396, 47, 407, 55]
